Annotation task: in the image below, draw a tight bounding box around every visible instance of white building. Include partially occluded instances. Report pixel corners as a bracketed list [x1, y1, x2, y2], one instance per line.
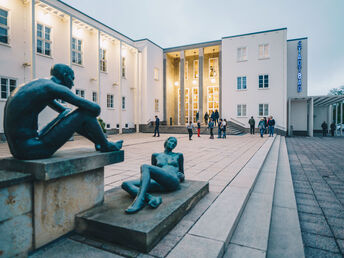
[0, 0, 343, 139]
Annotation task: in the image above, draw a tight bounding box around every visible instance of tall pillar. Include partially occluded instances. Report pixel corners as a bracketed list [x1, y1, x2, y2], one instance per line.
[328, 105, 332, 130]
[180, 51, 185, 125]
[135, 50, 139, 133]
[31, 0, 36, 79]
[288, 98, 291, 136]
[219, 46, 222, 117]
[119, 41, 123, 134]
[163, 53, 167, 122]
[336, 103, 339, 135]
[341, 102, 343, 136]
[198, 48, 204, 123]
[308, 98, 313, 137]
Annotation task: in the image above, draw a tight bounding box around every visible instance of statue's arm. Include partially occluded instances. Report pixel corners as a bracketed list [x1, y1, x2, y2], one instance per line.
[48, 100, 68, 113]
[178, 154, 184, 174]
[151, 153, 157, 166]
[50, 84, 100, 116]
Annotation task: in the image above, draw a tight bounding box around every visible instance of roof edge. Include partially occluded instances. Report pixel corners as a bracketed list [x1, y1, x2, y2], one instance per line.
[222, 27, 287, 40]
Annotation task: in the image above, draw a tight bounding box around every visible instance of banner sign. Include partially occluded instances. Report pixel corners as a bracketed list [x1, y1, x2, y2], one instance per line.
[297, 41, 302, 92]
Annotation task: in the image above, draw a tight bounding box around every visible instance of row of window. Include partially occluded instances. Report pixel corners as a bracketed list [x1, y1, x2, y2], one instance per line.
[237, 44, 269, 62]
[237, 75, 269, 90]
[184, 58, 219, 80]
[237, 103, 269, 117]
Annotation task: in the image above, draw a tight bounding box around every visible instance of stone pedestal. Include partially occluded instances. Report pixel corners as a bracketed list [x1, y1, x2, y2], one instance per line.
[0, 148, 124, 253]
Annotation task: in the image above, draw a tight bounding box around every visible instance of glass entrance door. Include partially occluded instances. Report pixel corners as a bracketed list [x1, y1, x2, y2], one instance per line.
[192, 87, 199, 123]
[207, 86, 219, 116]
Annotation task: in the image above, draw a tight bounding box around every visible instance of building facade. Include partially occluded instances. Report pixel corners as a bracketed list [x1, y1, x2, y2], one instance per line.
[4, 0, 336, 139]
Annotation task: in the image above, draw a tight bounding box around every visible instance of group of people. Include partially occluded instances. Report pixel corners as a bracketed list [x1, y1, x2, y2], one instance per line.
[203, 110, 219, 126]
[249, 116, 276, 138]
[321, 121, 337, 137]
[207, 118, 227, 139]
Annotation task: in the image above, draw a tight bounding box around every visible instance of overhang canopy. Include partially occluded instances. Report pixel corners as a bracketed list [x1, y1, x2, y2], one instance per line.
[289, 95, 344, 107]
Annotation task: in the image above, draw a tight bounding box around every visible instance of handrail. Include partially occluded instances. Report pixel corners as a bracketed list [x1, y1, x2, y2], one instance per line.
[229, 117, 246, 127]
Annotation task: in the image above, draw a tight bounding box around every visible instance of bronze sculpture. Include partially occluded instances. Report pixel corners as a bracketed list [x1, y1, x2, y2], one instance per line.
[122, 136, 184, 214]
[3, 64, 123, 160]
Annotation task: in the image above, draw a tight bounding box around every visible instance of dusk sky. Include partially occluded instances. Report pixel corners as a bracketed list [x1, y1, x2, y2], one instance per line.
[63, 0, 344, 96]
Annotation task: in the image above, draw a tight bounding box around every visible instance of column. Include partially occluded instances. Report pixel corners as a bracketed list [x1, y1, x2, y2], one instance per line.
[163, 53, 167, 122]
[180, 51, 185, 125]
[198, 48, 204, 123]
[341, 102, 343, 136]
[308, 97, 313, 137]
[135, 50, 140, 133]
[336, 103, 338, 135]
[328, 105, 332, 130]
[119, 41, 123, 134]
[31, 0, 36, 79]
[288, 98, 291, 136]
[219, 46, 222, 117]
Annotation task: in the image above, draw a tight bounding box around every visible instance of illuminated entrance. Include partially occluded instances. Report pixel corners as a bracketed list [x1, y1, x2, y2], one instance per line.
[192, 87, 199, 122]
[207, 86, 219, 115]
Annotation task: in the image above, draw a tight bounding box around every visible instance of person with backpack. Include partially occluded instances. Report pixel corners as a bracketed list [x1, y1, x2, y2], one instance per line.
[208, 118, 214, 139]
[268, 115, 276, 137]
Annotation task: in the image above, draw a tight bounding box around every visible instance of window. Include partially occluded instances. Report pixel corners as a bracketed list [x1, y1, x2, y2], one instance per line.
[155, 99, 159, 112]
[237, 76, 247, 90]
[192, 87, 198, 122]
[99, 48, 107, 72]
[185, 61, 188, 80]
[107, 94, 114, 108]
[72, 37, 82, 65]
[122, 96, 126, 110]
[237, 47, 247, 61]
[122, 57, 126, 78]
[154, 68, 159, 81]
[75, 89, 85, 98]
[207, 86, 219, 115]
[259, 104, 269, 116]
[37, 23, 51, 56]
[0, 77, 16, 99]
[92, 91, 97, 103]
[259, 44, 269, 59]
[209, 58, 218, 78]
[237, 104, 247, 117]
[258, 75, 269, 88]
[0, 8, 9, 44]
[193, 60, 199, 79]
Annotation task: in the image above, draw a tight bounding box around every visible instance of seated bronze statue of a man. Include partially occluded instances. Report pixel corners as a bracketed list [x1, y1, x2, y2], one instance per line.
[3, 64, 122, 160]
[122, 136, 184, 214]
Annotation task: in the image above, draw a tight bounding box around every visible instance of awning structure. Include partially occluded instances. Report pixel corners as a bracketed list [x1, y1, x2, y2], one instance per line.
[312, 95, 344, 107]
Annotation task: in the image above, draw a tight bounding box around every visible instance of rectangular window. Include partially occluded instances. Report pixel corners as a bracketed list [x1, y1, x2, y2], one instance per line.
[209, 58, 218, 78]
[92, 91, 97, 103]
[259, 44, 269, 59]
[0, 8, 9, 44]
[72, 37, 82, 65]
[99, 48, 107, 72]
[258, 74, 269, 88]
[122, 57, 126, 78]
[0, 77, 16, 99]
[259, 104, 269, 116]
[237, 76, 247, 90]
[75, 89, 85, 98]
[185, 61, 188, 80]
[193, 60, 199, 79]
[122, 96, 126, 110]
[155, 99, 159, 112]
[37, 23, 52, 56]
[237, 47, 247, 61]
[107, 94, 114, 108]
[154, 68, 159, 81]
[237, 104, 247, 117]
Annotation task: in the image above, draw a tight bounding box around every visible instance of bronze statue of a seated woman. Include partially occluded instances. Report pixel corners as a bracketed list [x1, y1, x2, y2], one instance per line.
[122, 136, 184, 214]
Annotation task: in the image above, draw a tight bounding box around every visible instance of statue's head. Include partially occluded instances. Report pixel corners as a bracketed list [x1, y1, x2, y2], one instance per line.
[50, 64, 75, 89]
[164, 136, 177, 151]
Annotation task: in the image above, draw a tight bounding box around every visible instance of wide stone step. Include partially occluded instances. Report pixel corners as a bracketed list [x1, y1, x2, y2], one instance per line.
[139, 125, 245, 135]
[75, 180, 208, 253]
[166, 137, 276, 258]
[267, 137, 304, 258]
[224, 136, 281, 257]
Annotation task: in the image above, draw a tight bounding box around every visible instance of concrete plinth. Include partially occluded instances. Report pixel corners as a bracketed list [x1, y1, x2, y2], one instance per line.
[75, 180, 209, 252]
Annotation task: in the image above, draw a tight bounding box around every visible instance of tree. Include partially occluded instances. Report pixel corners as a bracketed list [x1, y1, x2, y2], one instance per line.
[328, 85, 344, 95]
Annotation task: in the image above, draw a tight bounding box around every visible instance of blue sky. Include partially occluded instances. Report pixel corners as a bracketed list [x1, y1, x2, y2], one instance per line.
[63, 0, 344, 95]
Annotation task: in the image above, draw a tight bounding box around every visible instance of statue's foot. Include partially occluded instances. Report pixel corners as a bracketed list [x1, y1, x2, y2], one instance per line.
[100, 140, 123, 152]
[95, 144, 101, 151]
[147, 196, 162, 209]
[125, 196, 146, 214]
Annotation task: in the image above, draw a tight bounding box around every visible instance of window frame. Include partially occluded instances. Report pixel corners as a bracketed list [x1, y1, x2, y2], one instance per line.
[75, 89, 85, 98]
[236, 104, 247, 117]
[107, 94, 114, 109]
[36, 23, 52, 57]
[237, 76, 247, 90]
[122, 96, 126, 110]
[99, 48, 107, 72]
[0, 7, 10, 45]
[72, 37, 83, 66]
[258, 103, 269, 117]
[185, 61, 188, 80]
[258, 74, 269, 89]
[237, 47, 247, 62]
[154, 68, 159, 81]
[92, 91, 98, 103]
[121, 57, 126, 78]
[0, 76, 16, 100]
[258, 43, 270, 59]
[154, 98, 159, 112]
[209, 57, 218, 79]
[193, 59, 199, 79]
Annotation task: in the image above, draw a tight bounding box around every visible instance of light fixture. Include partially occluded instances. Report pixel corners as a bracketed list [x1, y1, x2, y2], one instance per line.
[174, 81, 179, 86]
[211, 78, 216, 84]
[192, 79, 197, 85]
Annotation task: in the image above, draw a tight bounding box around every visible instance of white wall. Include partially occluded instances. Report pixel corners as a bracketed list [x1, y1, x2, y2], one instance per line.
[287, 38, 308, 98]
[222, 29, 288, 130]
[314, 106, 328, 130]
[290, 100, 307, 131]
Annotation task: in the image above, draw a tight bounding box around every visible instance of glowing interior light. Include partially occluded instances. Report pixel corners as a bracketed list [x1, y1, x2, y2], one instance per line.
[174, 81, 179, 86]
[192, 79, 197, 85]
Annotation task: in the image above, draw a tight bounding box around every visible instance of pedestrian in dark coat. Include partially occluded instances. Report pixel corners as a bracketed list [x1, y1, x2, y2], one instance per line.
[214, 110, 219, 126]
[208, 119, 214, 139]
[321, 121, 328, 136]
[204, 112, 209, 125]
[264, 117, 268, 134]
[211, 112, 215, 125]
[258, 118, 266, 138]
[187, 122, 194, 140]
[153, 115, 160, 137]
[268, 116, 276, 137]
[330, 121, 336, 136]
[217, 119, 222, 138]
[248, 116, 255, 134]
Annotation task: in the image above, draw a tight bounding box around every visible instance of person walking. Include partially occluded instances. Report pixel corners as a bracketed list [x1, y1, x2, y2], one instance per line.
[222, 119, 227, 139]
[211, 111, 215, 126]
[214, 109, 219, 126]
[208, 118, 214, 139]
[204, 112, 209, 125]
[196, 111, 199, 122]
[197, 120, 201, 137]
[217, 119, 223, 138]
[153, 115, 160, 137]
[248, 116, 255, 135]
[330, 121, 336, 136]
[187, 122, 194, 140]
[268, 116, 276, 137]
[321, 121, 328, 137]
[258, 118, 266, 138]
[264, 117, 268, 134]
